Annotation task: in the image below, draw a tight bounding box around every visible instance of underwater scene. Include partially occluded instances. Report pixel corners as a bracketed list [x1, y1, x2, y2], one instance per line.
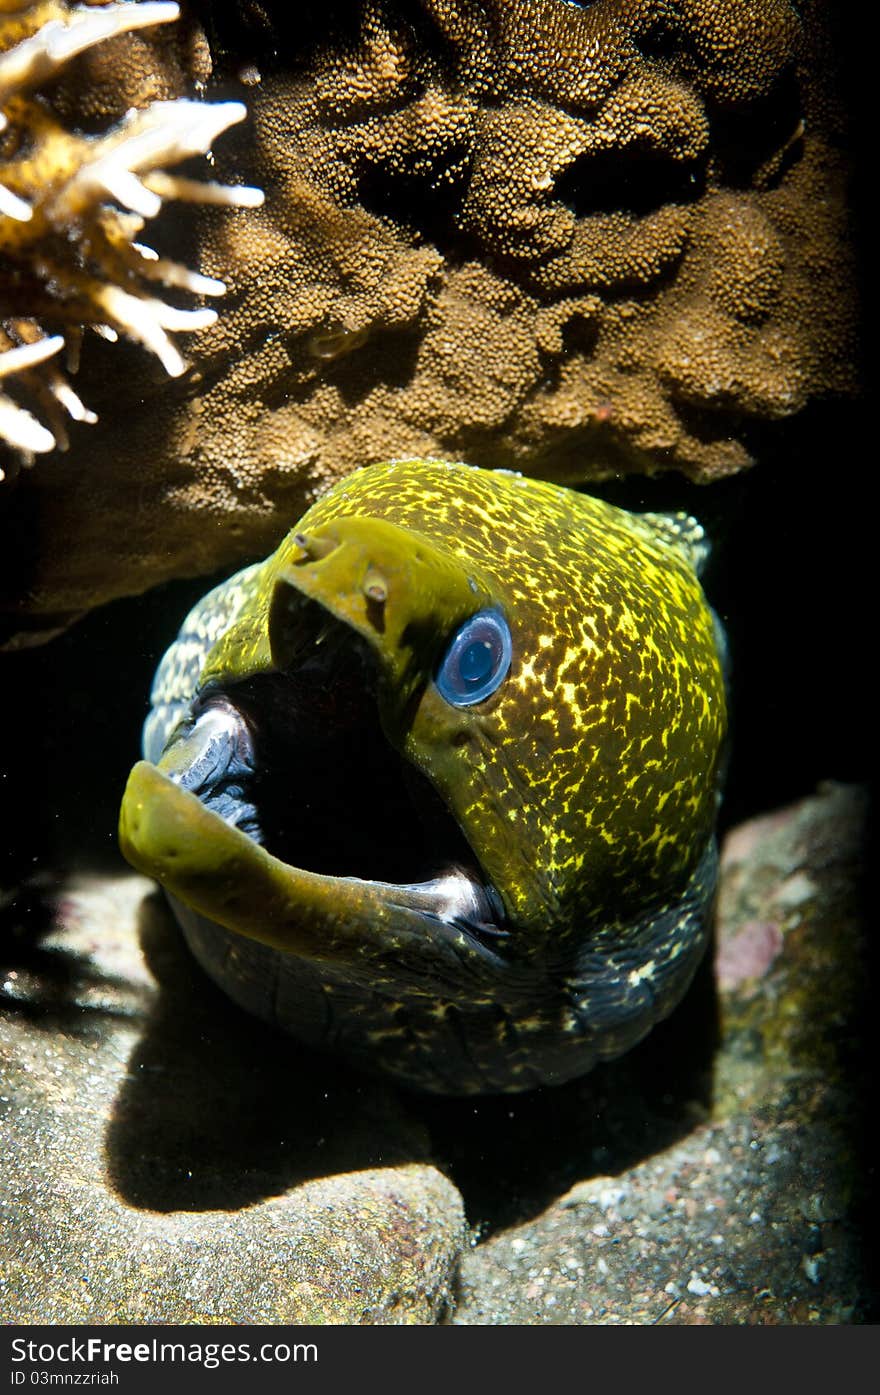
[0, 0, 873, 1327]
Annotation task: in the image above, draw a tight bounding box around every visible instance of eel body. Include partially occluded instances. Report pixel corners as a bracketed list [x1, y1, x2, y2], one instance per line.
[119, 459, 727, 1094]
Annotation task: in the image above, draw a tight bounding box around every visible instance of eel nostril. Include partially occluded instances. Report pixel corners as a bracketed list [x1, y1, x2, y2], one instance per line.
[292, 531, 338, 563]
[362, 567, 388, 604]
[363, 566, 389, 633]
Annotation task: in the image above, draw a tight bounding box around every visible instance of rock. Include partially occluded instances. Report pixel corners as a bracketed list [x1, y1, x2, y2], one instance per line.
[446, 784, 872, 1324]
[1, 785, 871, 1323]
[0, 875, 466, 1323]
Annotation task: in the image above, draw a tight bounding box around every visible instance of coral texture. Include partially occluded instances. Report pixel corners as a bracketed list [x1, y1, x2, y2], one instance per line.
[0, 0, 858, 634]
[0, 0, 261, 478]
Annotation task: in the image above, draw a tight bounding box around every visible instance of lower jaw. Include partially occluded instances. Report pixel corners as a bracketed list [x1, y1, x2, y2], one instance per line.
[119, 759, 494, 962]
[120, 758, 718, 1095]
[172, 879, 713, 1096]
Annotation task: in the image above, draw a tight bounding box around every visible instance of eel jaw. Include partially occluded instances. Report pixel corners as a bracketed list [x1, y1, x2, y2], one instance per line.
[118, 646, 508, 969]
[120, 514, 510, 969]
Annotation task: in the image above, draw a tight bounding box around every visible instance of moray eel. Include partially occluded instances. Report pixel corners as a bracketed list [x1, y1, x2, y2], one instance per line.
[119, 459, 727, 1094]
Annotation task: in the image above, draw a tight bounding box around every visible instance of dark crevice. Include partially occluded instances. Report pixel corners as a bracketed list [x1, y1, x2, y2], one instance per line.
[632, 14, 684, 65]
[190, 1, 367, 80]
[667, 393, 755, 442]
[554, 146, 706, 220]
[707, 68, 805, 189]
[327, 322, 425, 404]
[253, 320, 426, 412]
[355, 153, 473, 246]
[191, 0, 487, 91]
[559, 312, 599, 358]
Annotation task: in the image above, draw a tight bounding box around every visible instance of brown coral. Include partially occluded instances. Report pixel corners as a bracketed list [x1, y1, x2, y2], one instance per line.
[0, 0, 858, 635]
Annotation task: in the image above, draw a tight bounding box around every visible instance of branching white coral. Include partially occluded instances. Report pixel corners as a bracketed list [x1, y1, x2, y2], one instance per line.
[47, 99, 260, 223]
[0, 2, 183, 221]
[0, 2, 181, 110]
[0, 336, 64, 457]
[0, 0, 264, 471]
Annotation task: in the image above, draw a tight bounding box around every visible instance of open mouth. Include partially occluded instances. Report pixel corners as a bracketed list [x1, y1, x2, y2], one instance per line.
[155, 597, 508, 951]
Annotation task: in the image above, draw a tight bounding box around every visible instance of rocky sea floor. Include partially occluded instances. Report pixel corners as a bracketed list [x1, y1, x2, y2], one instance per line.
[0, 782, 873, 1324]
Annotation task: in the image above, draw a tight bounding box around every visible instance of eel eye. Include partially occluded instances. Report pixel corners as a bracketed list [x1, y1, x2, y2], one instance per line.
[435, 609, 512, 707]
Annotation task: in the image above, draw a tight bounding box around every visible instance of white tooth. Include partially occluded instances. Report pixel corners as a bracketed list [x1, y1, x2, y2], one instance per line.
[154, 305, 218, 332]
[94, 284, 186, 375]
[96, 168, 162, 219]
[132, 247, 226, 296]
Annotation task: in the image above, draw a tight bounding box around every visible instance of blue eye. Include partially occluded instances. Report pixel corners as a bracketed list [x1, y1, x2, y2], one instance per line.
[435, 609, 512, 707]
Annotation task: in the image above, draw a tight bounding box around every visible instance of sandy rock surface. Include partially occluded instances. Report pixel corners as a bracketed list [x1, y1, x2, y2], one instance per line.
[0, 877, 465, 1324]
[0, 784, 872, 1323]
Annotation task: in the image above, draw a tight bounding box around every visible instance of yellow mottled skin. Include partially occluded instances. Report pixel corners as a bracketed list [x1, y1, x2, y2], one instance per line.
[202, 460, 725, 946]
[120, 459, 727, 1092]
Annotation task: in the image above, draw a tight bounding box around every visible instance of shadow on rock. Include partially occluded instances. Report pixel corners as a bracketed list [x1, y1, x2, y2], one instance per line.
[103, 892, 433, 1213]
[412, 946, 721, 1235]
[0, 874, 150, 1035]
[5, 870, 721, 1231]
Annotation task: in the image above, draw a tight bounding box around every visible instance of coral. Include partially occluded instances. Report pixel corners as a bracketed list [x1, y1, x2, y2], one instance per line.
[0, 0, 261, 479]
[0, 0, 858, 635]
